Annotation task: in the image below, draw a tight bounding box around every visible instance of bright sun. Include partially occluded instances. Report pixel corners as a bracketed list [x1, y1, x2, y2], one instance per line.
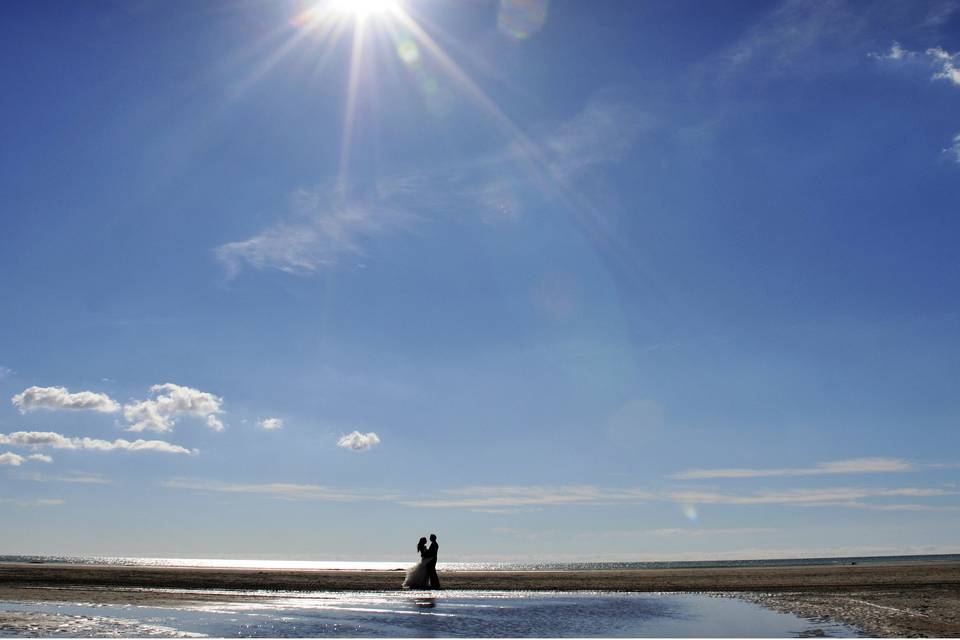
[330, 0, 398, 19]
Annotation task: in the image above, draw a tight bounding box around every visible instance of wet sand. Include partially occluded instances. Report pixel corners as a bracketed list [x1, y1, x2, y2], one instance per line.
[1, 561, 958, 636]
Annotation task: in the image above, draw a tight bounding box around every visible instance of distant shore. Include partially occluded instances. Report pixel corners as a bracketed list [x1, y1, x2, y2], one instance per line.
[1, 560, 958, 636]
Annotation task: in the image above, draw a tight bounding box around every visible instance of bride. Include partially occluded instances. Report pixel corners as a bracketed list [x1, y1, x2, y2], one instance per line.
[402, 537, 431, 589]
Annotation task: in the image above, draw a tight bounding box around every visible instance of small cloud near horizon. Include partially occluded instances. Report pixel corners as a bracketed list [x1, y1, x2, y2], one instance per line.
[672, 457, 916, 480]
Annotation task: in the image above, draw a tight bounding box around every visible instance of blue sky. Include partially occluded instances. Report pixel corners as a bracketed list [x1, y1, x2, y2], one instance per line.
[1, 0, 959, 562]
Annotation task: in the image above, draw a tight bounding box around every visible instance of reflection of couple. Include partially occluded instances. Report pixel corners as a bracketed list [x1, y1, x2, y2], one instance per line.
[402, 533, 441, 589]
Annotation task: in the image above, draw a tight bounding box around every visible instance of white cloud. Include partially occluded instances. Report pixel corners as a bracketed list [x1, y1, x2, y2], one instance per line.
[672, 457, 915, 480]
[336, 431, 380, 451]
[945, 132, 960, 163]
[0, 366, 12, 379]
[163, 478, 381, 502]
[928, 46, 960, 86]
[215, 96, 647, 276]
[259, 418, 283, 430]
[871, 42, 960, 87]
[123, 383, 224, 433]
[11, 386, 119, 414]
[206, 415, 225, 432]
[26, 454, 53, 464]
[0, 431, 195, 455]
[0, 452, 25, 466]
[869, 41, 916, 61]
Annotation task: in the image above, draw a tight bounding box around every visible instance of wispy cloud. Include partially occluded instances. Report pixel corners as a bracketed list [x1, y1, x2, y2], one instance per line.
[161, 475, 957, 515]
[123, 383, 224, 433]
[26, 454, 52, 464]
[0, 431, 195, 455]
[336, 431, 380, 451]
[651, 527, 779, 537]
[0, 498, 65, 508]
[215, 95, 648, 276]
[946, 133, 960, 163]
[666, 486, 956, 507]
[672, 457, 915, 480]
[13, 471, 110, 484]
[163, 478, 384, 502]
[868, 41, 917, 61]
[711, 0, 868, 82]
[11, 386, 119, 414]
[401, 485, 655, 509]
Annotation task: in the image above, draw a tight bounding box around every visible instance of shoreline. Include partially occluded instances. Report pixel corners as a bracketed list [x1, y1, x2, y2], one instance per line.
[1, 561, 958, 636]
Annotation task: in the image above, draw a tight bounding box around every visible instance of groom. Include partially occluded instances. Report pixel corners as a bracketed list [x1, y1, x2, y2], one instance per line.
[425, 533, 441, 589]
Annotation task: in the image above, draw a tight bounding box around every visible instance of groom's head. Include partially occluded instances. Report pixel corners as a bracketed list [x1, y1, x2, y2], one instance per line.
[429, 534, 437, 542]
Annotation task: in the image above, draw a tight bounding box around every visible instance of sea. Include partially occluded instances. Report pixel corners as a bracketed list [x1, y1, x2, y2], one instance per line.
[0, 552, 957, 571]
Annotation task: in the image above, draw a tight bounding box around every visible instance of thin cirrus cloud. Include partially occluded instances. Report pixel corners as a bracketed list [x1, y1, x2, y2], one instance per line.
[14, 471, 110, 484]
[161, 478, 956, 513]
[336, 431, 381, 451]
[665, 487, 957, 508]
[399, 485, 655, 509]
[162, 478, 384, 502]
[0, 431, 196, 455]
[214, 95, 648, 277]
[671, 457, 915, 480]
[0, 498, 65, 508]
[11, 386, 120, 414]
[123, 383, 225, 433]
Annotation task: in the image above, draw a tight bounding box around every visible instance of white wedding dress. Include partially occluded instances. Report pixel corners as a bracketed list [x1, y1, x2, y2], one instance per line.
[403, 554, 430, 589]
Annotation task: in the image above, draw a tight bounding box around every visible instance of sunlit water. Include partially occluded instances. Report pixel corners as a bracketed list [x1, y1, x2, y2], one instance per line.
[0, 592, 862, 637]
[1, 553, 956, 571]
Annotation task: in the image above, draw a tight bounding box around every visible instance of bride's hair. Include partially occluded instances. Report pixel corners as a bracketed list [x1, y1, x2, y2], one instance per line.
[417, 537, 427, 552]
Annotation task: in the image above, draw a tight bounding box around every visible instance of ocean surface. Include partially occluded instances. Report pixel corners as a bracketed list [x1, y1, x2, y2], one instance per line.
[0, 591, 862, 637]
[0, 553, 956, 571]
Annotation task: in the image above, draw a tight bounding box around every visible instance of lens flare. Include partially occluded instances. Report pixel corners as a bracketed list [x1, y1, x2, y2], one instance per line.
[498, 0, 549, 40]
[332, 0, 398, 19]
[682, 505, 699, 523]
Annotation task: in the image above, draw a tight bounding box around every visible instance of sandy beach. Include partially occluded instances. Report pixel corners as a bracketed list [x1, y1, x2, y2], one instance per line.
[1, 560, 958, 636]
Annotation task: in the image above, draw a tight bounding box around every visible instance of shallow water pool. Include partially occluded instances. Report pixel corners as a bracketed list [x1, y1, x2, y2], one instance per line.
[0, 591, 862, 638]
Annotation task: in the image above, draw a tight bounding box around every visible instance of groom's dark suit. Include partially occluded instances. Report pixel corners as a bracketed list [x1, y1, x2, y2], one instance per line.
[426, 539, 440, 589]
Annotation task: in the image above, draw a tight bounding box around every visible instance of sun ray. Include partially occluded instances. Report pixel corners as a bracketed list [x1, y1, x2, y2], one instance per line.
[339, 16, 368, 182]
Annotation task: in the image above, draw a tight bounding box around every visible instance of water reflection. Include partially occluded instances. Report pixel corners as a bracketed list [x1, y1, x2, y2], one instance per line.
[0, 592, 861, 638]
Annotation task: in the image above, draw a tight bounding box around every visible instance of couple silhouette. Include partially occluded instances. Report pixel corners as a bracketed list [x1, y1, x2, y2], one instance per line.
[402, 533, 441, 589]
